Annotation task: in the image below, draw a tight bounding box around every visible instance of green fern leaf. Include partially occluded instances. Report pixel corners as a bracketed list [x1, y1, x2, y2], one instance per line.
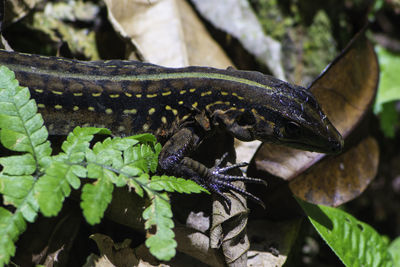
[34, 127, 109, 217]
[17, 191, 39, 223]
[61, 127, 111, 161]
[0, 174, 38, 222]
[81, 170, 114, 225]
[124, 134, 160, 173]
[0, 154, 36, 176]
[125, 173, 149, 197]
[0, 66, 50, 266]
[0, 66, 51, 165]
[111, 136, 140, 151]
[35, 162, 75, 216]
[148, 175, 208, 194]
[80, 136, 147, 224]
[125, 143, 159, 173]
[142, 192, 176, 261]
[0, 208, 27, 266]
[0, 174, 35, 205]
[126, 133, 157, 143]
[93, 138, 124, 166]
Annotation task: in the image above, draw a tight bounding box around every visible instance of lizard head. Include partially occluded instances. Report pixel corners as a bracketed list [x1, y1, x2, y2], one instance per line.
[214, 84, 343, 154]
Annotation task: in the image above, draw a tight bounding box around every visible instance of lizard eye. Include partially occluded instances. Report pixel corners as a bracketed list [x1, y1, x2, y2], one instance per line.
[284, 121, 301, 137]
[237, 110, 256, 126]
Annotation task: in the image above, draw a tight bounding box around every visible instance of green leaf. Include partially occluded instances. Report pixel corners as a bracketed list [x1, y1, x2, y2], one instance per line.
[121, 135, 160, 172]
[0, 128, 33, 153]
[0, 174, 35, 202]
[126, 173, 150, 197]
[377, 102, 398, 138]
[373, 46, 400, 137]
[17, 191, 39, 222]
[0, 175, 39, 222]
[0, 154, 36, 175]
[61, 126, 111, 161]
[127, 133, 157, 144]
[297, 198, 393, 267]
[123, 143, 159, 174]
[148, 175, 208, 194]
[0, 208, 27, 266]
[81, 176, 113, 225]
[374, 46, 400, 112]
[0, 66, 51, 163]
[91, 137, 123, 167]
[142, 192, 176, 261]
[35, 126, 110, 217]
[389, 236, 400, 267]
[35, 161, 76, 216]
[111, 137, 139, 151]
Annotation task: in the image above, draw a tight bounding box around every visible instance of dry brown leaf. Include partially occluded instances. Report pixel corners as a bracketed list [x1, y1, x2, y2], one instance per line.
[254, 30, 379, 181]
[253, 146, 324, 181]
[104, 0, 232, 68]
[252, 29, 379, 207]
[289, 137, 379, 207]
[310, 35, 378, 138]
[174, 226, 225, 266]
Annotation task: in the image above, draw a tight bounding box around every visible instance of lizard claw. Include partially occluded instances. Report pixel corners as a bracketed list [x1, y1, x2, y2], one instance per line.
[206, 153, 267, 208]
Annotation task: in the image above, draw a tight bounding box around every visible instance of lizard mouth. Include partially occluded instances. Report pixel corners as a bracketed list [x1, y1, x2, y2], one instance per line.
[281, 138, 343, 154]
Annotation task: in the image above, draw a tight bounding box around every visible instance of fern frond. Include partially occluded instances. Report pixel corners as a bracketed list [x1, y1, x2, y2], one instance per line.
[0, 66, 51, 166]
[0, 154, 36, 176]
[35, 127, 109, 216]
[148, 175, 208, 194]
[0, 208, 26, 266]
[140, 175, 206, 261]
[142, 192, 176, 261]
[81, 172, 114, 225]
[0, 66, 50, 264]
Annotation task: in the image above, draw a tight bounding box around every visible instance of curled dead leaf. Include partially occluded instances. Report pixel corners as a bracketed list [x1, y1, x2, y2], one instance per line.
[252, 29, 379, 206]
[289, 137, 379, 207]
[310, 31, 379, 138]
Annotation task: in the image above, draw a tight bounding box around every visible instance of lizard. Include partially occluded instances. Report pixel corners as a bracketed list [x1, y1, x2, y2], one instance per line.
[0, 49, 343, 207]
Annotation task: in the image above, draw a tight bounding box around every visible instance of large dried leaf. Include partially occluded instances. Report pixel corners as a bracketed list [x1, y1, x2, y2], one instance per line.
[310, 33, 378, 138]
[211, 187, 249, 265]
[289, 137, 379, 207]
[252, 29, 379, 207]
[174, 226, 225, 266]
[104, 0, 232, 68]
[254, 30, 379, 181]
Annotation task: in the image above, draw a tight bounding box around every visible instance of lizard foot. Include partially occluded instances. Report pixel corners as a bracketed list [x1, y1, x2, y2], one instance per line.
[206, 153, 267, 209]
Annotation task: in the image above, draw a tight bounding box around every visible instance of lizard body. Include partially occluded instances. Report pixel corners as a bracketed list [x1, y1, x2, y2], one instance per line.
[0, 50, 343, 206]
